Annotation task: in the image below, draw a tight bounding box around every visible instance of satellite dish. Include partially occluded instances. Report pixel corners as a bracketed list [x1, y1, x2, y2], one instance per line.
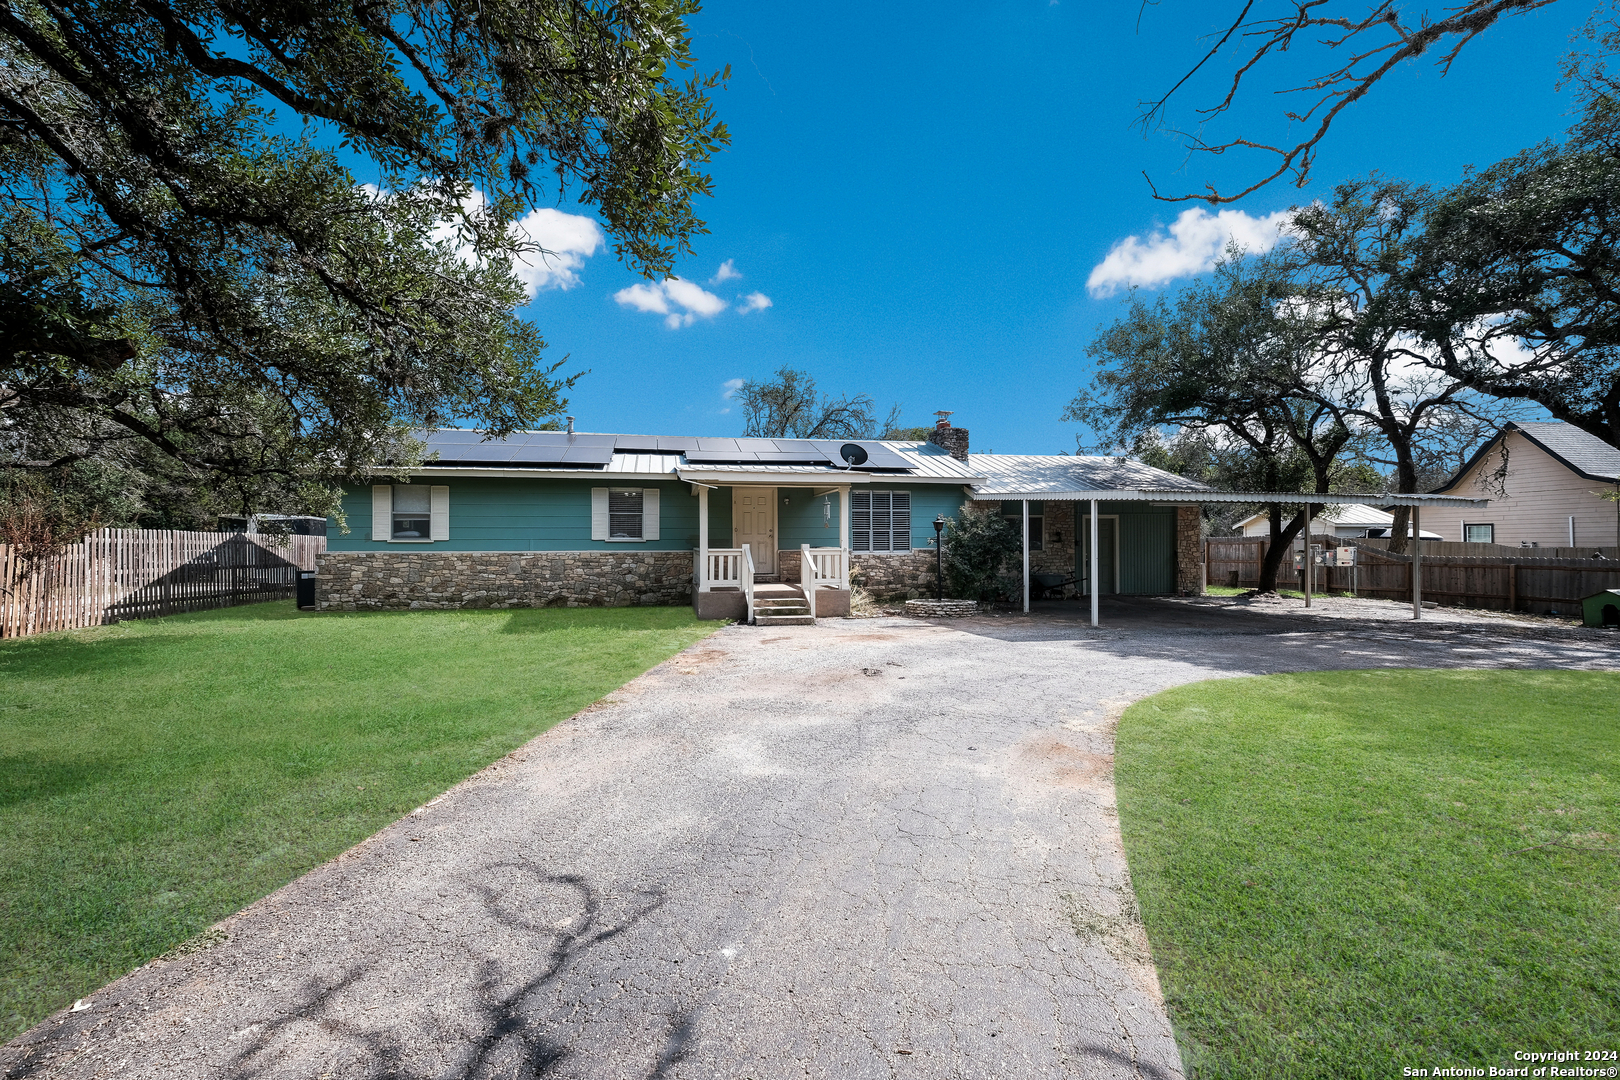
[840, 443, 869, 467]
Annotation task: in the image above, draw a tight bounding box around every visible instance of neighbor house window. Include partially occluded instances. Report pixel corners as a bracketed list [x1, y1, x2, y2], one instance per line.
[609, 489, 644, 539]
[392, 485, 431, 539]
[1001, 502, 1044, 551]
[852, 490, 911, 552]
[1463, 523, 1495, 544]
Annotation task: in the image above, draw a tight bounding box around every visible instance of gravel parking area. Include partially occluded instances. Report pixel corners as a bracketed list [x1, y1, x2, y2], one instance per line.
[6, 599, 1617, 1080]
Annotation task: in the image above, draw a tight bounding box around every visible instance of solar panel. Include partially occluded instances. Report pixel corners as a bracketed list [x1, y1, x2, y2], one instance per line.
[611, 435, 663, 452]
[684, 449, 761, 463]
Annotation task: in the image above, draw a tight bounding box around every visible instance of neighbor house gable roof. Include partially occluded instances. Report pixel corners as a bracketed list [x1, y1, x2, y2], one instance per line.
[1435, 421, 1620, 493]
[1234, 503, 1394, 531]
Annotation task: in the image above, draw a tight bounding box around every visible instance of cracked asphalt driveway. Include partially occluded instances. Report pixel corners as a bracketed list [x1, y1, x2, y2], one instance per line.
[6, 603, 1618, 1080]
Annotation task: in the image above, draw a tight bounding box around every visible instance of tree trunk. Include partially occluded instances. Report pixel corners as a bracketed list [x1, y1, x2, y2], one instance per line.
[1386, 453, 1418, 556]
[1257, 506, 1306, 593]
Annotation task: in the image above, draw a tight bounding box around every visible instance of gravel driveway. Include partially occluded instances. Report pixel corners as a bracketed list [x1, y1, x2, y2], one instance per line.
[6, 599, 1618, 1080]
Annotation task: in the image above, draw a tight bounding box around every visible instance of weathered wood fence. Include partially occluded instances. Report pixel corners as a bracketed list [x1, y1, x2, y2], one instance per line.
[0, 528, 325, 639]
[1205, 536, 1620, 615]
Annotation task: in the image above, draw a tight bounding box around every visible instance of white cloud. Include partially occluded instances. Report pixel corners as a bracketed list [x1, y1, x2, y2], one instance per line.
[737, 291, 773, 314]
[613, 277, 727, 329]
[421, 187, 603, 300]
[510, 208, 603, 295]
[719, 377, 744, 413]
[1087, 207, 1294, 297]
[710, 259, 741, 284]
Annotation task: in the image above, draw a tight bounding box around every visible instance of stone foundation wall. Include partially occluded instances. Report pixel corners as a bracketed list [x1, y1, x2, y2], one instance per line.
[851, 550, 940, 599]
[1176, 505, 1205, 595]
[317, 550, 694, 610]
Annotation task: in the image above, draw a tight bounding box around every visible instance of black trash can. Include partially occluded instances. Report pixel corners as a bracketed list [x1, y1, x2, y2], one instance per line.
[296, 570, 317, 610]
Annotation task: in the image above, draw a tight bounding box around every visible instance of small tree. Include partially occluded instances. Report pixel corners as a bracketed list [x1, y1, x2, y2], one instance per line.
[737, 368, 901, 440]
[941, 509, 1022, 602]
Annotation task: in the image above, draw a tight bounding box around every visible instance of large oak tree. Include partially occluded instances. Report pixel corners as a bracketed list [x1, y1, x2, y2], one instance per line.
[0, 0, 728, 531]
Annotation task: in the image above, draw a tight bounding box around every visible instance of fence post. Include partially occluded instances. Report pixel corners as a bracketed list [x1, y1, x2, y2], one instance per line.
[1508, 564, 1517, 612]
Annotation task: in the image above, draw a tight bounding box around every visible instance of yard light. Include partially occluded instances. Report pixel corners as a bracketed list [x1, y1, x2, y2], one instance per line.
[933, 515, 946, 600]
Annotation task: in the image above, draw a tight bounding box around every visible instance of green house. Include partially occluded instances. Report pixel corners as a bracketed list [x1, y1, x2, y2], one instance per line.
[320, 420, 1211, 621]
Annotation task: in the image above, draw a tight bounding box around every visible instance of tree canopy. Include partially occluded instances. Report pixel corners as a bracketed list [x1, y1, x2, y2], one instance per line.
[736, 368, 904, 441]
[0, 0, 728, 531]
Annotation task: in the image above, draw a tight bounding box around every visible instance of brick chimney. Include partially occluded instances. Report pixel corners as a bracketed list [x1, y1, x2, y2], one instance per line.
[927, 411, 969, 462]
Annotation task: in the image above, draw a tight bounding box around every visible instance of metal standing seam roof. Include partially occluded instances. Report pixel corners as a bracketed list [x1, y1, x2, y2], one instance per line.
[968, 454, 1215, 497]
[1236, 503, 1395, 529]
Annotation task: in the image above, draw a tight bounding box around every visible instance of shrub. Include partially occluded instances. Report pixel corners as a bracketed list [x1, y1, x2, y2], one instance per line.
[941, 509, 1022, 601]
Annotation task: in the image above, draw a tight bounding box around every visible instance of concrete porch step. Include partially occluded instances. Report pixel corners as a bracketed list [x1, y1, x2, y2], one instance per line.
[755, 614, 815, 626]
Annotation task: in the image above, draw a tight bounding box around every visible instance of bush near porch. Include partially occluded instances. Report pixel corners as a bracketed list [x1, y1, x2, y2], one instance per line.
[1116, 670, 1619, 1079]
[0, 602, 716, 1041]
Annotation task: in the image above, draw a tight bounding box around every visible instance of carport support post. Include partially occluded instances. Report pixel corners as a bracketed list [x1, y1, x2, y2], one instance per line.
[1303, 503, 1312, 609]
[1022, 499, 1030, 614]
[1412, 505, 1423, 620]
[1089, 498, 1099, 628]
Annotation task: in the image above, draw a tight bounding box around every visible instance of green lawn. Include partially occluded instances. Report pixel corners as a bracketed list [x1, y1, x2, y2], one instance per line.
[0, 601, 717, 1040]
[1115, 670, 1620, 1079]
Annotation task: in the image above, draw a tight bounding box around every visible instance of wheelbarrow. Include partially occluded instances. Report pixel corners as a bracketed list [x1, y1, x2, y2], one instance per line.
[1032, 572, 1077, 600]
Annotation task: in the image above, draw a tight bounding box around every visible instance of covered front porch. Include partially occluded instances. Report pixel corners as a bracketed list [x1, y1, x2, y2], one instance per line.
[687, 476, 853, 624]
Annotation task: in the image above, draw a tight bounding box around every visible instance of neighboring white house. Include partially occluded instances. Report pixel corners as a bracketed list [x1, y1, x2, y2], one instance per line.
[1233, 503, 1440, 540]
[1432, 421, 1620, 548]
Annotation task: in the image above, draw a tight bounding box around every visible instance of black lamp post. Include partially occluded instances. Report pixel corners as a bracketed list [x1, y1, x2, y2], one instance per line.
[933, 514, 945, 600]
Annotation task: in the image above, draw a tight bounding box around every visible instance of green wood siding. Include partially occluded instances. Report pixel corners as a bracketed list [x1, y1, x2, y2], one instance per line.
[329, 478, 972, 554]
[328, 478, 710, 552]
[1072, 501, 1176, 595]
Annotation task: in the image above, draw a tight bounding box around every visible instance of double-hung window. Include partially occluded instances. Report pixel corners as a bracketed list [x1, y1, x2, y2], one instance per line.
[1001, 501, 1044, 551]
[610, 489, 644, 539]
[1463, 523, 1495, 544]
[591, 487, 659, 542]
[392, 485, 431, 539]
[372, 483, 447, 542]
[851, 490, 911, 552]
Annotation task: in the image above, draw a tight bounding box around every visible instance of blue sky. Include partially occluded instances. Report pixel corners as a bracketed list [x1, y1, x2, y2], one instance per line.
[502, 1, 1592, 452]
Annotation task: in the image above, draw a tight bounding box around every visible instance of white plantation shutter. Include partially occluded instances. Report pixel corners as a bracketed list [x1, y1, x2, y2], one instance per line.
[429, 486, 449, 541]
[591, 488, 609, 540]
[372, 485, 391, 541]
[642, 487, 659, 540]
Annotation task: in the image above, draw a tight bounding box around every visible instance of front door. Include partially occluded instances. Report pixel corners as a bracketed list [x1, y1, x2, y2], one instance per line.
[734, 487, 777, 574]
[1080, 515, 1119, 595]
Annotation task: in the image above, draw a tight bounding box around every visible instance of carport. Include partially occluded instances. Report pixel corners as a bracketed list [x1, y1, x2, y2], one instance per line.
[971, 463, 1491, 626]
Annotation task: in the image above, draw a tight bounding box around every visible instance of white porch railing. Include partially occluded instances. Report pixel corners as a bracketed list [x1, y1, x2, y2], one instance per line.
[741, 544, 756, 625]
[700, 547, 744, 591]
[800, 545, 848, 620]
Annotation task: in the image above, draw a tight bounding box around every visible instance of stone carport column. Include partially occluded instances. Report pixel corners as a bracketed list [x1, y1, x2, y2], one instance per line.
[1175, 505, 1205, 596]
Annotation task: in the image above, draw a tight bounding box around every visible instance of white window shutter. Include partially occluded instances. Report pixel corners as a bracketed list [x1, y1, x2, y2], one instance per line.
[591, 488, 609, 540]
[642, 487, 660, 540]
[372, 485, 391, 541]
[429, 486, 449, 541]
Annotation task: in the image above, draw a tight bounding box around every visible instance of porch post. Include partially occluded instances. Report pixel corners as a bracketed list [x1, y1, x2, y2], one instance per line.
[839, 485, 851, 587]
[698, 484, 710, 592]
[1412, 504, 1423, 619]
[1022, 499, 1030, 614]
[1089, 498, 1099, 628]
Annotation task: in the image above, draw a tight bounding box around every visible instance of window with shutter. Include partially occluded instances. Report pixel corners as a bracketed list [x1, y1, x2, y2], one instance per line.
[392, 485, 431, 539]
[851, 490, 911, 552]
[609, 489, 644, 539]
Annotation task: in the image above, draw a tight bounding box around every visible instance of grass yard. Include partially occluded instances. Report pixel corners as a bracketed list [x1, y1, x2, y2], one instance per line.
[0, 601, 717, 1041]
[1115, 670, 1620, 1079]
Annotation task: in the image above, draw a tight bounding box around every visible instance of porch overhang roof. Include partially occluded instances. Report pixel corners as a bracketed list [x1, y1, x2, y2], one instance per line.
[970, 486, 1490, 508]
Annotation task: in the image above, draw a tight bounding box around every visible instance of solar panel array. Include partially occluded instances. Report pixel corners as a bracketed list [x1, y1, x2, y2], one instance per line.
[419, 431, 916, 470]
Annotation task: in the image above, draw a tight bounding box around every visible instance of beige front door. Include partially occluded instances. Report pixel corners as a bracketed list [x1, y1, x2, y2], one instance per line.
[734, 487, 777, 574]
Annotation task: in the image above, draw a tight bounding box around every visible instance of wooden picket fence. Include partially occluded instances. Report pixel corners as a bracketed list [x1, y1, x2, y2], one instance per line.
[0, 528, 325, 639]
[1205, 536, 1620, 615]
